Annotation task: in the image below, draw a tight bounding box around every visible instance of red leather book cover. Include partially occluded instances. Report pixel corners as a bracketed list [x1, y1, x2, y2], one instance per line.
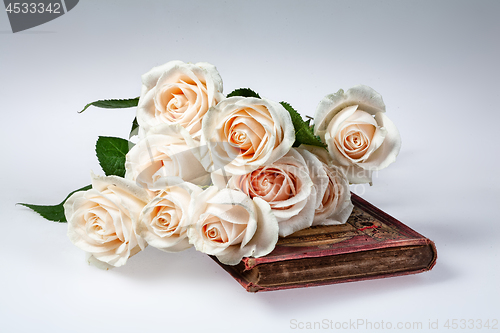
[210, 193, 437, 292]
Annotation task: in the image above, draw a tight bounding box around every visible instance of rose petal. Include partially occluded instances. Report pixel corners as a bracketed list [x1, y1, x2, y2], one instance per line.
[141, 60, 185, 92]
[312, 165, 353, 226]
[137, 88, 158, 138]
[137, 61, 223, 139]
[85, 253, 115, 270]
[359, 112, 402, 171]
[277, 186, 317, 237]
[195, 62, 224, 104]
[125, 124, 210, 189]
[65, 174, 149, 267]
[202, 96, 294, 176]
[325, 105, 359, 166]
[136, 182, 201, 252]
[342, 164, 374, 184]
[314, 84, 386, 138]
[215, 197, 278, 265]
[226, 148, 316, 237]
[91, 173, 150, 205]
[188, 188, 261, 260]
[297, 148, 329, 210]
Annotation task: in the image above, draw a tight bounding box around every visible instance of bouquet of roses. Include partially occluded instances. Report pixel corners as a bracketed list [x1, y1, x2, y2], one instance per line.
[21, 60, 401, 269]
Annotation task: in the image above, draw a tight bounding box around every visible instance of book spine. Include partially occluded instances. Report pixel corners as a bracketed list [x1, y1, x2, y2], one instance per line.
[214, 239, 437, 293]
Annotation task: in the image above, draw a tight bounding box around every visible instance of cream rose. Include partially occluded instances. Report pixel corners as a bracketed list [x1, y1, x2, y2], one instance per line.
[187, 187, 278, 265]
[64, 174, 149, 267]
[314, 85, 401, 184]
[137, 60, 224, 139]
[200, 96, 295, 176]
[125, 124, 210, 191]
[300, 145, 353, 225]
[136, 182, 202, 252]
[222, 148, 318, 237]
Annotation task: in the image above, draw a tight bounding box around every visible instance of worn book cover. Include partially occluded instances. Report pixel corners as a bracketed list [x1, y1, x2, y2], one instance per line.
[210, 193, 437, 292]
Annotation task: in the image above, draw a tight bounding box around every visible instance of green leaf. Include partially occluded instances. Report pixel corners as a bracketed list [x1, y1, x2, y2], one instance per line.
[280, 101, 327, 148]
[95, 136, 131, 177]
[226, 88, 261, 99]
[129, 117, 139, 138]
[18, 185, 92, 223]
[79, 97, 140, 113]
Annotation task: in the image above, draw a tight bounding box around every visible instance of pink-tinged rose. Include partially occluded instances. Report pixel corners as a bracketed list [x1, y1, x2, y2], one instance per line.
[300, 145, 353, 225]
[125, 124, 210, 192]
[136, 182, 202, 252]
[222, 148, 317, 237]
[201, 96, 295, 176]
[137, 60, 224, 139]
[64, 174, 149, 268]
[187, 187, 278, 265]
[314, 85, 401, 184]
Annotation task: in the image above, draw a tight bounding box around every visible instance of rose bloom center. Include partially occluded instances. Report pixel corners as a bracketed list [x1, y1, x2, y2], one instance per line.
[84, 208, 118, 243]
[237, 167, 298, 204]
[202, 216, 228, 244]
[223, 108, 268, 156]
[151, 203, 183, 236]
[337, 123, 376, 160]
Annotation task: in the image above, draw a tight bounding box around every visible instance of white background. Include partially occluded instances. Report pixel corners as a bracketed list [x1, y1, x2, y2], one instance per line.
[1, 1, 499, 332]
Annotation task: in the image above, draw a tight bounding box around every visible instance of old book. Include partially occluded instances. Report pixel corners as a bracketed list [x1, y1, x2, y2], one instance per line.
[210, 193, 437, 292]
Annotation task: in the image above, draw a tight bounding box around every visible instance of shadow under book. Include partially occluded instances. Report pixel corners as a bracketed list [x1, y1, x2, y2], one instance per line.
[210, 193, 437, 292]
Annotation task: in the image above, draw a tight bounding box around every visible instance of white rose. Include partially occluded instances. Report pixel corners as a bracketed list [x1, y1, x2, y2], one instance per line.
[137, 60, 224, 139]
[125, 124, 210, 191]
[222, 148, 317, 237]
[136, 182, 202, 252]
[300, 145, 353, 226]
[187, 187, 278, 265]
[201, 96, 295, 176]
[314, 85, 401, 184]
[64, 174, 149, 267]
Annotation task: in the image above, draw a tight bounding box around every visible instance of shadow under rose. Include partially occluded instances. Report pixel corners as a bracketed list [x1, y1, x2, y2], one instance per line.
[101, 214, 467, 307]
[109, 246, 224, 284]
